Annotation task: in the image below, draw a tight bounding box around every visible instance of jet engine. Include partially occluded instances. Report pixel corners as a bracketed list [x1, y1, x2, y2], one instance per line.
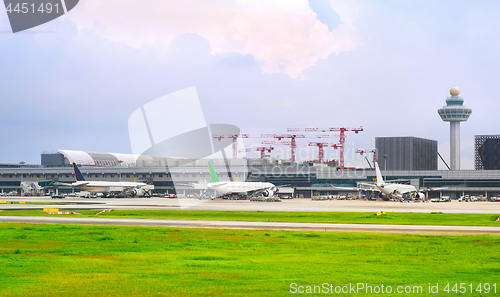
[132, 189, 144, 196]
[262, 189, 275, 197]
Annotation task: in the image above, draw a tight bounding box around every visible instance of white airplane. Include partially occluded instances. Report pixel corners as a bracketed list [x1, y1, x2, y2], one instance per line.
[206, 161, 277, 197]
[373, 162, 423, 200]
[57, 163, 153, 197]
[373, 162, 446, 201]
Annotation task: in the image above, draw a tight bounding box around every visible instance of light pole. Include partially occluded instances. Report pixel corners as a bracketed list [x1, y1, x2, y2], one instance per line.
[118, 160, 123, 181]
[383, 155, 387, 181]
[19, 161, 25, 196]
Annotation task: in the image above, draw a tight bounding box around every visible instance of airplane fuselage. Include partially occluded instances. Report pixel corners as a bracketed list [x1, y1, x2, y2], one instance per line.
[376, 183, 417, 197]
[208, 181, 275, 195]
[373, 162, 426, 200]
[73, 181, 147, 194]
[69, 163, 152, 196]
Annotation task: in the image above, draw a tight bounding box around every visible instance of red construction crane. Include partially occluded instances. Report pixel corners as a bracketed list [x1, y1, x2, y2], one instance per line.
[262, 140, 340, 163]
[309, 142, 338, 164]
[239, 146, 275, 158]
[356, 149, 377, 170]
[212, 134, 281, 159]
[213, 133, 337, 161]
[287, 127, 363, 169]
[274, 134, 306, 163]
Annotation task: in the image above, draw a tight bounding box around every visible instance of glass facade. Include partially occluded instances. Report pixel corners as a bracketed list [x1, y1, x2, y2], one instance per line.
[438, 95, 472, 122]
[86, 152, 120, 167]
[475, 135, 500, 170]
[438, 108, 472, 119]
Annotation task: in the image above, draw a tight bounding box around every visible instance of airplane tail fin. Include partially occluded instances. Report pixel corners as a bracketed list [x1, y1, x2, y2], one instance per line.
[375, 162, 385, 185]
[72, 163, 86, 182]
[208, 161, 220, 183]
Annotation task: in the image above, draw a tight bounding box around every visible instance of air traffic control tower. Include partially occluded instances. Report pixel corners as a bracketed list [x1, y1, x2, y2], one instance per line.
[438, 87, 472, 170]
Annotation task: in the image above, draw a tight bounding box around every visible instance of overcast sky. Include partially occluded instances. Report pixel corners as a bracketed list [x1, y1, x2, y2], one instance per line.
[1, 0, 499, 169]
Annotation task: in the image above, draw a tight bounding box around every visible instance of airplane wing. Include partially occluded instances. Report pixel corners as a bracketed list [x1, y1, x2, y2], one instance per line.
[53, 182, 74, 187]
[356, 182, 380, 192]
[417, 187, 449, 192]
[53, 181, 90, 187]
[73, 181, 90, 186]
[119, 184, 153, 191]
[329, 184, 360, 191]
[247, 186, 276, 197]
[393, 186, 450, 200]
[179, 181, 211, 190]
[120, 186, 136, 191]
[208, 182, 229, 187]
[111, 184, 154, 195]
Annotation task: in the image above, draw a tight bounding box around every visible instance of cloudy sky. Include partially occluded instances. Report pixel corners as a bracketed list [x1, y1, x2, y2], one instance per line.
[1, 0, 499, 169]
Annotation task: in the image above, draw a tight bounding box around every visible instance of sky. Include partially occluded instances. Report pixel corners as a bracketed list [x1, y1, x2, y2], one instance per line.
[1, 0, 499, 169]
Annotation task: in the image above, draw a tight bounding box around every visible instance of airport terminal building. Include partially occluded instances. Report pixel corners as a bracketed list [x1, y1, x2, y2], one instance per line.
[375, 137, 438, 170]
[2, 149, 500, 199]
[475, 135, 500, 170]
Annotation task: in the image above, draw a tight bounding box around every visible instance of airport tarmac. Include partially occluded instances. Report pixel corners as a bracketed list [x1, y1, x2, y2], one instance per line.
[2, 215, 500, 235]
[2, 197, 500, 235]
[1, 196, 500, 213]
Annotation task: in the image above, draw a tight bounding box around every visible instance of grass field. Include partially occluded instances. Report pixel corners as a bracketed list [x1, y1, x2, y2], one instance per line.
[2, 209, 500, 226]
[1, 223, 500, 296]
[0, 202, 68, 205]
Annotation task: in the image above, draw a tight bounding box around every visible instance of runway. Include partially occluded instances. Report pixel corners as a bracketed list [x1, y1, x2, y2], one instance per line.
[2, 197, 500, 234]
[2, 215, 500, 235]
[2, 197, 500, 213]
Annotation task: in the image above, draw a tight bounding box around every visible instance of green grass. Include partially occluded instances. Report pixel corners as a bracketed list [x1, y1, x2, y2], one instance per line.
[0, 223, 499, 296]
[2, 209, 500, 226]
[0, 202, 72, 205]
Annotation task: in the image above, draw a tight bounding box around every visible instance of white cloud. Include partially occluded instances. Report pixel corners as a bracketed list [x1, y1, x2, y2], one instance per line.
[64, 0, 358, 78]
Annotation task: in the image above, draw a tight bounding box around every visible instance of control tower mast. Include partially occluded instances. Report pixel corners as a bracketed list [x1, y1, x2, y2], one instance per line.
[438, 87, 472, 170]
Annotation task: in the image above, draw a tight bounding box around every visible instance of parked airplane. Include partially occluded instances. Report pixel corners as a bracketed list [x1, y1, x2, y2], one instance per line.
[56, 163, 153, 197]
[206, 161, 277, 197]
[373, 162, 422, 199]
[373, 162, 446, 201]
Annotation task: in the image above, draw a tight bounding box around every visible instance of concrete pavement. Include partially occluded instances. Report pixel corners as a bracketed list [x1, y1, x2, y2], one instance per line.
[1, 197, 500, 213]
